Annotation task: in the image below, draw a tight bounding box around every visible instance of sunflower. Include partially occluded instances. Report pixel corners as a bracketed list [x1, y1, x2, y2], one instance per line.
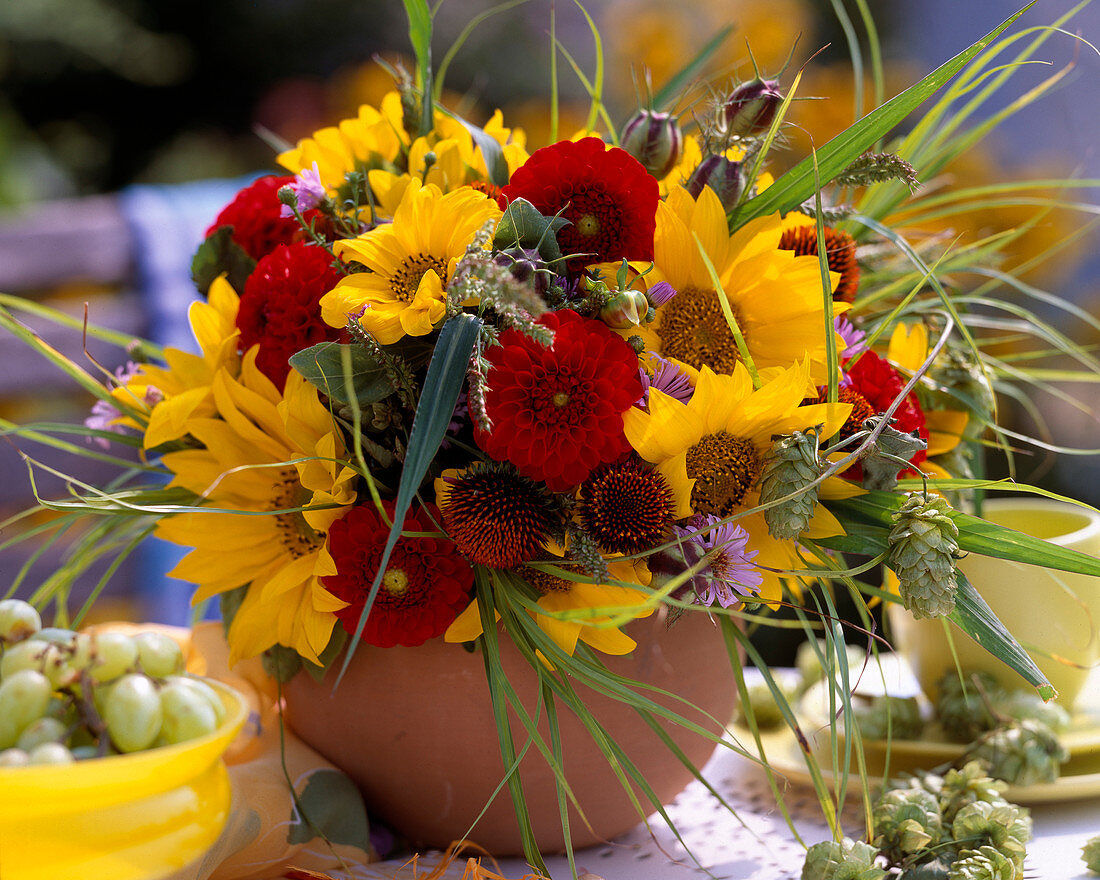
[633, 185, 847, 385]
[155, 351, 358, 665]
[623, 360, 852, 602]
[110, 275, 241, 449]
[320, 180, 501, 344]
[445, 552, 655, 657]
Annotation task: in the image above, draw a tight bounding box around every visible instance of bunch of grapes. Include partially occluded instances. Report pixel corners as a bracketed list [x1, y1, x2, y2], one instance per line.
[0, 599, 227, 767]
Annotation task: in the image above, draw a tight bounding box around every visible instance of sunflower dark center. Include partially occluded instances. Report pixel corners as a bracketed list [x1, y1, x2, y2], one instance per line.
[520, 566, 573, 595]
[655, 286, 743, 374]
[390, 254, 448, 302]
[685, 432, 762, 516]
[272, 469, 323, 559]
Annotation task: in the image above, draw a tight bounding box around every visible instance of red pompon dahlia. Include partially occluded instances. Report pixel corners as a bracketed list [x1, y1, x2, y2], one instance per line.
[236, 242, 345, 388]
[499, 137, 658, 273]
[842, 351, 928, 477]
[206, 175, 301, 261]
[324, 503, 475, 649]
[474, 309, 643, 491]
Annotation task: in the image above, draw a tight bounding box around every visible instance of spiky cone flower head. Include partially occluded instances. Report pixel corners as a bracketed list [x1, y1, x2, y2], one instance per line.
[445, 551, 655, 658]
[155, 351, 358, 666]
[320, 179, 501, 344]
[872, 787, 946, 863]
[577, 456, 676, 556]
[435, 463, 562, 568]
[968, 719, 1069, 786]
[757, 426, 826, 540]
[723, 77, 784, 138]
[620, 109, 683, 179]
[948, 845, 1017, 880]
[950, 801, 1032, 872]
[634, 184, 848, 386]
[887, 492, 962, 619]
[109, 276, 242, 449]
[623, 359, 852, 602]
[800, 838, 887, 880]
[779, 212, 862, 303]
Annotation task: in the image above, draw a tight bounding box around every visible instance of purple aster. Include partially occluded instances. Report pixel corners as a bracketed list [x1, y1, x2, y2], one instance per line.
[637, 355, 694, 407]
[279, 161, 326, 217]
[84, 362, 160, 449]
[673, 515, 762, 608]
[646, 281, 677, 307]
[836, 316, 867, 361]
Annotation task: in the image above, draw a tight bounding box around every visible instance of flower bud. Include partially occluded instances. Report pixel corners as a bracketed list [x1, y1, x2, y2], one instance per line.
[685, 155, 745, 207]
[620, 109, 683, 178]
[494, 247, 551, 297]
[598, 289, 650, 329]
[724, 77, 783, 138]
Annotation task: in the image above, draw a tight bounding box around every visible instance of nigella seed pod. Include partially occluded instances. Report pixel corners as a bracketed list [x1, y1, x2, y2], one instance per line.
[685, 155, 745, 208]
[598, 289, 650, 329]
[494, 247, 551, 297]
[724, 77, 783, 138]
[620, 110, 683, 179]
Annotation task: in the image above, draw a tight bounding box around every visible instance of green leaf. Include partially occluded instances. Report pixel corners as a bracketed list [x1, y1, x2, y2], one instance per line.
[288, 342, 393, 406]
[950, 570, 1054, 699]
[652, 25, 733, 111]
[727, 3, 1034, 228]
[493, 197, 569, 264]
[190, 226, 256, 296]
[287, 768, 372, 851]
[401, 0, 434, 137]
[335, 314, 481, 684]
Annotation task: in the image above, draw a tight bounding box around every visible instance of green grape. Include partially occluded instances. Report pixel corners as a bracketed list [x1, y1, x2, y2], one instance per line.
[0, 748, 30, 767]
[0, 715, 19, 751]
[0, 639, 69, 689]
[102, 674, 163, 753]
[134, 632, 185, 678]
[165, 675, 226, 725]
[159, 681, 218, 744]
[0, 599, 41, 643]
[29, 627, 77, 646]
[0, 669, 53, 738]
[64, 632, 96, 677]
[69, 745, 99, 761]
[16, 717, 68, 751]
[27, 742, 74, 765]
[89, 632, 139, 683]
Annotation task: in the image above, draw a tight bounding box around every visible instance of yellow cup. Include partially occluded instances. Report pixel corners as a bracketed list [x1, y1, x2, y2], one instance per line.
[0, 677, 247, 880]
[888, 497, 1100, 709]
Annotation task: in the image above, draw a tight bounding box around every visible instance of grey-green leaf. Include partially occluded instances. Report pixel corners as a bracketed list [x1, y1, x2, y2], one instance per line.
[288, 342, 393, 406]
[494, 197, 569, 264]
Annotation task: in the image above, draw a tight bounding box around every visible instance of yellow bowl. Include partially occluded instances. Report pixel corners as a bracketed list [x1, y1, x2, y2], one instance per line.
[0, 677, 248, 880]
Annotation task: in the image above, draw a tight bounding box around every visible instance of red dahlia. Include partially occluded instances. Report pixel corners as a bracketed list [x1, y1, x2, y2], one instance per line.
[236, 242, 345, 388]
[843, 351, 928, 478]
[206, 175, 301, 261]
[499, 137, 658, 273]
[474, 309, 643, 491]
[324, 502, 475, 649]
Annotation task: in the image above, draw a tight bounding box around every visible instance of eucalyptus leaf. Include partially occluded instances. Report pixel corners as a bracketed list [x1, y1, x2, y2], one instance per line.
[494, 197, 569, 265]
[190, 226, 256, 296]
[335, 313, 481, 685]
[728, 4, 1034, 229]
[288, 342, 393, 406]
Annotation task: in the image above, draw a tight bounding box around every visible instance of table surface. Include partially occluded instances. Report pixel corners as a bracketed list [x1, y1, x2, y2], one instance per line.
[355, 662, 1100, 880]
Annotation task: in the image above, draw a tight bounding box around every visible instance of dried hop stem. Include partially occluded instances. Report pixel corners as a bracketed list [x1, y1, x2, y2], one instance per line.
[888, 492, 962, 619]
[758, 427, 825, 540]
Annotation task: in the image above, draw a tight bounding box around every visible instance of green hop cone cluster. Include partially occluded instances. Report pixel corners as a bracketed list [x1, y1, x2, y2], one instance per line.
[993, 690, 1071, 734]
[759, 427, 825, 540]
[852, 696, 924, 741]
[802, 838, 887, 880]
[735, 680, 796, 730]
[1083, 835, 1100, 874]
[951, 801, 1031, 873]
[872, 788, 945, 862]
[967, 719, 1069, 787]
[947, 845, 1017, 880]
[795, 638, 869, 693]
[936, 671, 1002, 743]
[888, 492, 962, 619]
[937, 762, 1010, 825]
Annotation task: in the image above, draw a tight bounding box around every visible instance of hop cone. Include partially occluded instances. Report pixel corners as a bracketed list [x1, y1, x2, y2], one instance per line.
[873, 788, 945, 862]
[937, 762, 1009, 825]
[795, 638, 868, 692]
[992, 691, 1071, 734]
[936, 671, 1003, 743]
[735, 680, 795, 730]
[1083, 835, 1100, 873]
[951, 801, 1031, 871]
[802, 838, 887, 880]
[759, 428, 824, 540]
[968, 720, 1069, 786]
[852, 696, 925, 741]
[888, 493, 961, 619]
[948, 845, 1017, 880]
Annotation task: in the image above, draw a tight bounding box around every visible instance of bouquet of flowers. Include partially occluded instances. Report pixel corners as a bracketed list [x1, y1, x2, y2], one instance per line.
[4, 0, 1100, 871]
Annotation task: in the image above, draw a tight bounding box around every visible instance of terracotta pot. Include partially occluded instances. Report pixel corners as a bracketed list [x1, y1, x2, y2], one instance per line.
[282, 612, 738, 855]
